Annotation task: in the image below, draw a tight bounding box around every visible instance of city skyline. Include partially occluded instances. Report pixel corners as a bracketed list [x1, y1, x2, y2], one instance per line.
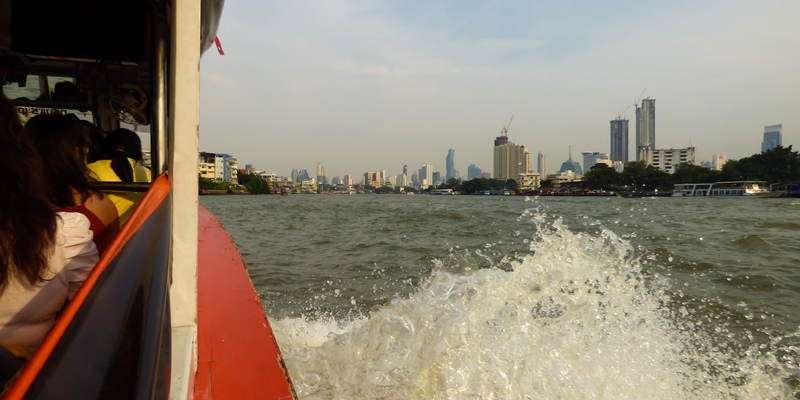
[198, 1, 799, 179]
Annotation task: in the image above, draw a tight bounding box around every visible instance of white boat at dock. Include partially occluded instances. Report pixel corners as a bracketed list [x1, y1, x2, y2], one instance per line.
[672, 181, 778, 197]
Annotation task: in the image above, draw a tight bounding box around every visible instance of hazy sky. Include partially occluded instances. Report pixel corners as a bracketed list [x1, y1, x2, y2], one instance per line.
[198, 1, 799, 179]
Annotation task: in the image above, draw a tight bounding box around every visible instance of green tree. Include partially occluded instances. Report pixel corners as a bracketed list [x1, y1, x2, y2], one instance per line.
[237, 172, 271, 194]
[622, 161, 671, 191]
[670, 163, 720, 184]
[583, 163, 619, 190]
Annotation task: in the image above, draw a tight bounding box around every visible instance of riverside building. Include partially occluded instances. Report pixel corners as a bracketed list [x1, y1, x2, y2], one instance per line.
[650, 147, 696, 174]
[493, 133, 531, 181]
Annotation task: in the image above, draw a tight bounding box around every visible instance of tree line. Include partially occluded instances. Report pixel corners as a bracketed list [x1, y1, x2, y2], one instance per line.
[583, 146, 800, 192]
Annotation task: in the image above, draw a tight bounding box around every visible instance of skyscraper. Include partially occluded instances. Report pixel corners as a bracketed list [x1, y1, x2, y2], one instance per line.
[636, 98, 655, 162]
[491, 117, 532, 181]
[582, 152, 611, 171]
[493, 142, 531, 181]
[467, 164, 483, 180]
[418, 165, 433, 189]
[316, 162, 327, 184]
[711, 154, 728, 171]
[403, 165, 408, 176]
[537, 152, 548, 177]
[610, 118, 629, 163]
[445, 149, 456, 182]
[761, 124, 782, 152]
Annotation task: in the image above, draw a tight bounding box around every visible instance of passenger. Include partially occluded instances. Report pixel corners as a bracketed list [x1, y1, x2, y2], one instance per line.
[23, 114, 120, 254]
[81, 121, 105, 164]
[0, 94, 98, 383]
[87, 128, 151, 225]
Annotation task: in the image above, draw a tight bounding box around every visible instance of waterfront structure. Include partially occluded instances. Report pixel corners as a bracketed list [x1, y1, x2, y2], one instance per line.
[493, 131, 531, 181]
[419, 164, 433, 189]
[446, 149, 456, 182]
[582, 152, 612, 171]
[364, 171, 381, 187]
[762, 124, 782, 152]
[559, 147, 582, 175]
[612, 161, 624, 173]
[554, 170, 579, 184]
[517, 172, 542, 191]
[712, 154, 728, 171]
[199, 152, 238, 184]
[650, 147, 696, 174]
[467, 164, 483, 180]
[537, 152, 548, 177]
[198, 152, 216, 179]
[636, 98, 655, 162]
[610, 118, 629, 163]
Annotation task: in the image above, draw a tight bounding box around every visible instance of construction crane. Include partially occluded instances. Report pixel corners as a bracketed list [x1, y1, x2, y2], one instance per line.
[500, 114, 514, 137]
[616, 105, 630, 120]
[634, 88, 646, 108]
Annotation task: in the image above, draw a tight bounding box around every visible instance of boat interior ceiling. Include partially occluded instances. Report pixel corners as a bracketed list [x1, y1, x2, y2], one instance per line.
[0, 0, 224, 191]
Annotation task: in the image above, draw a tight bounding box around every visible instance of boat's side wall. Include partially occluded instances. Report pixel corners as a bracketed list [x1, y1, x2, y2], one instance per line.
[168, 1, 202, 398]
[194, 206, 296, 400]
[168, 0, 201, 329]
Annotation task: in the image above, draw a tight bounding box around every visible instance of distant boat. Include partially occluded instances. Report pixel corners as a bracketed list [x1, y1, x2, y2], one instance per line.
[672, 181, 777, 197]
[349, 190, 355, 195]
[430, 189, 455, 195]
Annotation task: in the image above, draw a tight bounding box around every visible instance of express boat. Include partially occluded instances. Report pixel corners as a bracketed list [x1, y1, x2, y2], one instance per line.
[1, 0, 296, 398]
[672, 181, 773, 197]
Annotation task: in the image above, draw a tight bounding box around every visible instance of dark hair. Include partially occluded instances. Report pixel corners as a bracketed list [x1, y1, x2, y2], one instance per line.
[102, 128, 142, 183]
[82, 120, 105, 164]
[0, 94, 57, 293]
[23, 114, 101, 208]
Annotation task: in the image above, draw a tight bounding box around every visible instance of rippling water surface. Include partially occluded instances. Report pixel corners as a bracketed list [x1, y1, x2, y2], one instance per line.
[201, 195, 800, 399]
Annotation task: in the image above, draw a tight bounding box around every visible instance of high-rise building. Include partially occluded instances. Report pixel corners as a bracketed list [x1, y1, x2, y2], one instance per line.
[761, 124, 782, 152]
[467, 164, 483, 180]
[316, 162, 327, 185]
[610, 118, 629, 163]
[537, 152, 548, 177]
[432, 171, 441, 185]
[380, 169, 386, 185]
[403, 165, 408, 176]
[711, 154, 728, 171]
[396, 174, 408, 188]
[445, 149, 456, 182]
[343, 174, 352, 186]
[582, 152, 612, 171]
[493, 128, 531, 181]
[418, 165, 433, 189]
[363, 171, 380, 187]
[636, 98, 655, 162]
[651, 147, 696, 174]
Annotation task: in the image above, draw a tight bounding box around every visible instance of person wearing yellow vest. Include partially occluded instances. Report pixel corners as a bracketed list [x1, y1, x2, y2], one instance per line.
[88, 129, 151, 226]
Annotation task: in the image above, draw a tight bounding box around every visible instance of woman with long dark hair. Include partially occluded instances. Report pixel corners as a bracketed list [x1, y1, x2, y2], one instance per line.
[23, 114, 120, 254]
[0, 95, 98, 381]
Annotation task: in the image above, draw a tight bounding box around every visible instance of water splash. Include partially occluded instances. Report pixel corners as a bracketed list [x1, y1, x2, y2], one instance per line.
[272, 208, 798, 400]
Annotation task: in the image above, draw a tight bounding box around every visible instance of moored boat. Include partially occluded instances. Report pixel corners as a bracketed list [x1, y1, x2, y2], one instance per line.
[672, 181, 776, 197]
